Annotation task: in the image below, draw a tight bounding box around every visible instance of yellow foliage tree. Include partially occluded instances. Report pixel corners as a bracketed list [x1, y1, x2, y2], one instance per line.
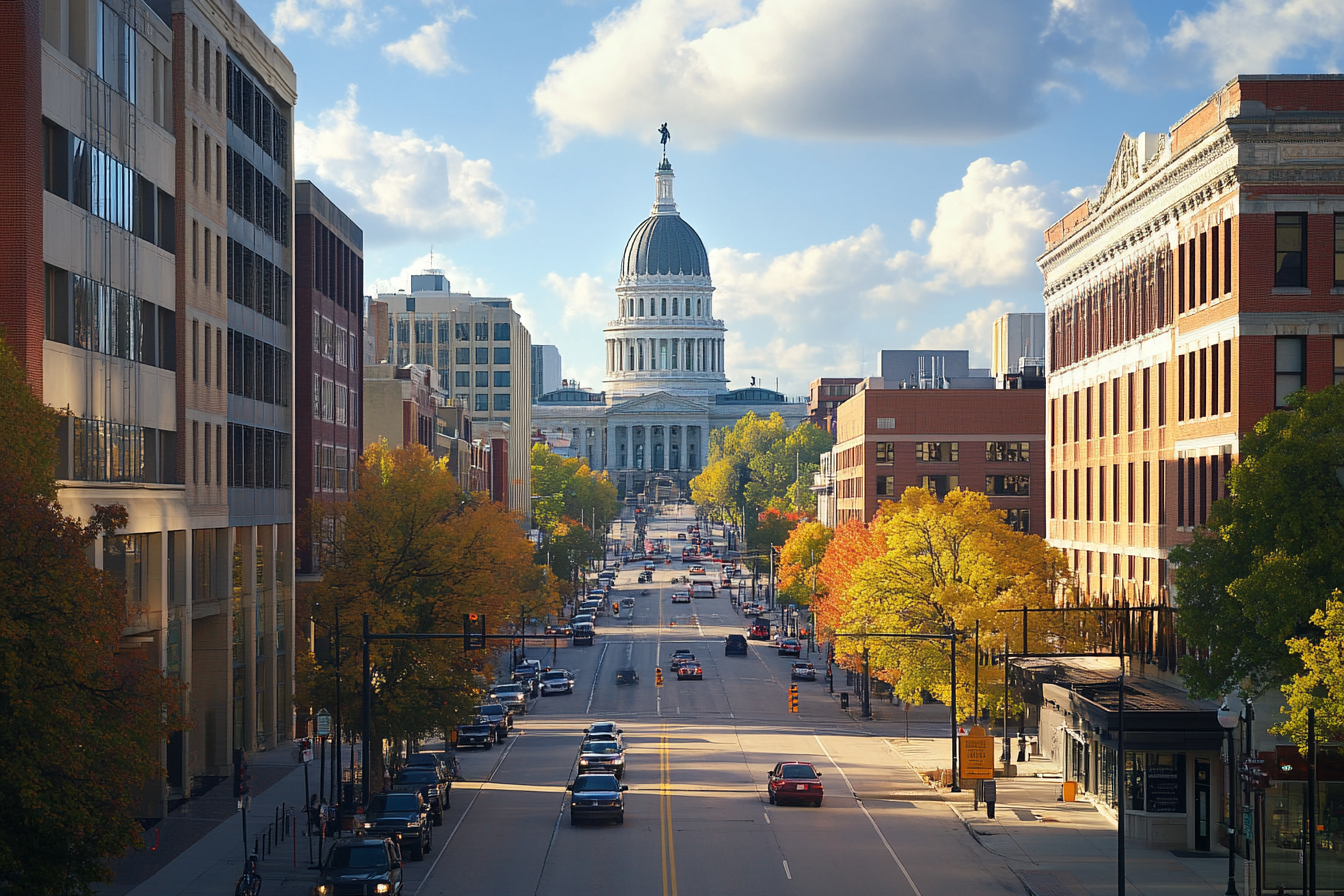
[1272, 591, 1344, 750]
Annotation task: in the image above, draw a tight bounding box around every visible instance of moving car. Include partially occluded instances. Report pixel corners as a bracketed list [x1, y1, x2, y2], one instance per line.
[544, 623, 573, 637]
[725, 634, 748, 656]
[620, 597, 635, 608]
[584, 721, 623, 743]
[637, 570, 653, 584]
[675, 661, 703, 680]
[490, 682, 529, 713]
[767, 761, 824, 807]
[671, 592, 691, 604]
[390, 768, 448, 824]
[361, 792, 432, 860]
[313, 836, 404, 896]
[539, 669, 575, 696]
[790, 662, 816, 681]
[748, 622, 772, 641]
[777, 638, 802, 657]
[472, 702, 512, 742]
[572, 622, 595, 645]
[688, 566, 706, 576]
[670, 649, 694, 662]
[677, 532, 686, 540]
[455, 717, 494, 749]
[577, 738, 627, 778]
[568, 773, 628, 826]
[615, 668, 639, 686]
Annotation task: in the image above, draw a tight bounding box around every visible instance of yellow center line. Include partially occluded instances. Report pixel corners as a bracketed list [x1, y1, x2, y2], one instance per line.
[660, 724, 678, 896]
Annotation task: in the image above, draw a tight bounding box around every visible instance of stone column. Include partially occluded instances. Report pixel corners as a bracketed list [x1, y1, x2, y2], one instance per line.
[701, 425, 710, 470]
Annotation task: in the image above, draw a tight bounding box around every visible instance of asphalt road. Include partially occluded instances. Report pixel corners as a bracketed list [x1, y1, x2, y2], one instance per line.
[376, 506, 1024, 896]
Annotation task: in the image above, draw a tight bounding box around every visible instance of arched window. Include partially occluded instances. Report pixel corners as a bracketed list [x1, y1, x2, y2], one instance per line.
[638, 298, 644, 316]
[672, 298, 679, 315]
[628, 299, 634, 316]
[696, 298, 702, 316]
[661, 297, 667, 315]
[638, 342, 644, 370]
[628, 345, 634, 370]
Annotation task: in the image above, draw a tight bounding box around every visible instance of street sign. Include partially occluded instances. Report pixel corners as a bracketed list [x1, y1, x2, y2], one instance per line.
[959, 725, 996, 780]
[316, 709, 331, 737]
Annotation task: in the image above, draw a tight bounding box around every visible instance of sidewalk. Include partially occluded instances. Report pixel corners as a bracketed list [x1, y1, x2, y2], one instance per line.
[885, 725, 1236, 896]
[98, 744, 329, 896]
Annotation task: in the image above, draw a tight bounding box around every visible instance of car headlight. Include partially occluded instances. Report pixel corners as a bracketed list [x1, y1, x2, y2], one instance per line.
[315, 886, 330, 896]
[579, 759, 589, 766]
[376, 885, 392, 895]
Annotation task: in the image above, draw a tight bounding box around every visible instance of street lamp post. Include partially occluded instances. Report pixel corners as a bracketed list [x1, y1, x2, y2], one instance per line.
[1218, 701, 1240, 896]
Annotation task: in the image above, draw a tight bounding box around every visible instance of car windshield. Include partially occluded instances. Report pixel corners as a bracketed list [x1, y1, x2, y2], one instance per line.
[542, 672, 567, 681]
[475, 704, 502, 714]
[572, 775, 621, 792]
[369, 793, 420, 814]
[328, 844, 389, 870]
[395, 771, 436, 783]
[494, 684, 522, 694]
[582, 741, 622, 754]
[781, 765, 817, 780]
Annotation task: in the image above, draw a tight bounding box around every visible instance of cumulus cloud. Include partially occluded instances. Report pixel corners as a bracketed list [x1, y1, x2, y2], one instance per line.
[1166, 0, 1344, 84]
[915, 300, 1018, 363]
[367, 252, 493, 298]
[382, 9, 471, 74]
[272, 0, 373, 44]
[544, 272, 611, 329]
[924, 158, 1055, 288]
[295, 86, 509, 240]
[1046, 0, 1150, 85]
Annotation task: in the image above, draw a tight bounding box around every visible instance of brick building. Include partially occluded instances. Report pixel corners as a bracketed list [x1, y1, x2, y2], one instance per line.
[831, 382, 1046, 534]
[807, 377, 861, 436]
[293, 181, 363, 578]
[1040, 74, 1344, 610]
[0, 0, 296, 812]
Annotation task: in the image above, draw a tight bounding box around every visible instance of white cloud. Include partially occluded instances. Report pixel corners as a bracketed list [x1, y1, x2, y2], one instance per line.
[1046, 0, 1149, 86]
[544, 272, 610, 329]
[367, 252, 493, 298]
[914, 300, 1017, 363]
[924, 158, 1054, 288]
[295, 86, 509, 240]
[382, 9, 471, 75]
[909, 218, 928, 241]
[272, 0, 372, 44]
[1165, 0, 1344, 84]
[533, 0, 1153, 150]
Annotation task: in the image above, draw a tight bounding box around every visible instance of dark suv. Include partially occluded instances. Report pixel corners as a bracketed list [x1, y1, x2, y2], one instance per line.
[391, 768, 447, 825]
[568, 773, 628, 825]
[725, 634, 748, 655]
[313, 836, 404, 896]
[473, 702, 512, 742]
[361, 792, 432, 860]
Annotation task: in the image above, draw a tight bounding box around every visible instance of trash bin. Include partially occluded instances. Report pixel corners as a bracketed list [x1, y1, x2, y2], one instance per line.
[840, 692, 850, 709]
[1062, 780, 1077, 802]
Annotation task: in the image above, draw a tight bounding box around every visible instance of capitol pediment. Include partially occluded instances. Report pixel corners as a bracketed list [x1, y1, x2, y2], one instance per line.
[608, 391, 708, 415]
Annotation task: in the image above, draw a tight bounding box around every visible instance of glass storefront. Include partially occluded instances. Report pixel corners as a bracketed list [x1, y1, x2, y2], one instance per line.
[1262, 749, 1344, 893]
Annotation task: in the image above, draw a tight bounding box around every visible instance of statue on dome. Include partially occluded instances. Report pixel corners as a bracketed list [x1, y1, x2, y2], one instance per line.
[658, 123, 671, 155]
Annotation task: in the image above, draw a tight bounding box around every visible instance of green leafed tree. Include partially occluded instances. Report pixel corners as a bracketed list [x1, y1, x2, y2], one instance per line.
[1272, 591, 1344, 750]
[1173, 384, 1344, 699]
[690, 412, 833, 523]
[0, 338, 186, 894]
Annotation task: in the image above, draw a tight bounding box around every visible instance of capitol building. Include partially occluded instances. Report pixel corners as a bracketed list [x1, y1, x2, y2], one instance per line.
[533, 153, 806, 499]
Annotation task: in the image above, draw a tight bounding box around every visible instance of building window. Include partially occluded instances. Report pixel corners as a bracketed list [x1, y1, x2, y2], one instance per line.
[473, 347, 487, 366]
[1335, 336, 1344, 385]
[1005, 509, 1030, 533]
[985, 441, 1029, 462]
[493, 370, 510, 387]
[1275, 213, 1307, 288]
[1157, 362, 1167, 427]
[876, 417, 895, 430]
[494, 393, 511, 411]
[494, 322, 510, 341]
[454, 347, 469, 365]
[1275, 337, 1306, 407]
[475, 322, 489, 341]
[1335, 214, 1344, 287]
[985, 474, 1030, 496]
[455, 371, 469, 387]
[875, 442, 895, 464]
[474, 393, 488, 412]
[455, 322, 470, 341]
[915, 441, 958, 462]
[876, 475, 895, 496]
[920, 475, 958, 499]
[494, 346, 510, 364]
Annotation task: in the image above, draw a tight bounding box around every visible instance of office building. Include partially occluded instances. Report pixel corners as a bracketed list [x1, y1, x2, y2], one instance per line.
[531, 344, 561, 402]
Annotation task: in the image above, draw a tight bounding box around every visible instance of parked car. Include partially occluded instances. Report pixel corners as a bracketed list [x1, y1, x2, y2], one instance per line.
[472, 702, 512, 741]
[391, 768, 448, 824]
[490, 682, 529, 714]
[568, 773, 628, 825]
[790, 662, 816, 681]
[767, 761, 824, 807]
[637, 571, 653, 583]
[540, 669, 575, 696]
[361, 792, 432, 860]
[455, 717, 494, 749]
[313, 836, 404, 896]
[404, 751, 449, 784]
[725, 634, 748, 656]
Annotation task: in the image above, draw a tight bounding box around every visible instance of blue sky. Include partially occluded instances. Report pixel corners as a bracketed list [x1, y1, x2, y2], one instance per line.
[270, 0, 1344, 395]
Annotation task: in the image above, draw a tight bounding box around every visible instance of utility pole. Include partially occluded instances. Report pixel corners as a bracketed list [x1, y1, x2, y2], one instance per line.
[1118, 669, 1126, 896]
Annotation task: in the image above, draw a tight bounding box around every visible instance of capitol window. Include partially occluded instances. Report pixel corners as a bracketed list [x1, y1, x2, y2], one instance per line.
[696, 298, 702, 316]
[661, 297, 667, 315]
[639, 298, 644, 316]
[673, 298, 679, 315]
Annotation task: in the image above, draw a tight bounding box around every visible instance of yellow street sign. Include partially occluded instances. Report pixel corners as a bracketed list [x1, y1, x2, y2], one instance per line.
[959, 725, 995, 780]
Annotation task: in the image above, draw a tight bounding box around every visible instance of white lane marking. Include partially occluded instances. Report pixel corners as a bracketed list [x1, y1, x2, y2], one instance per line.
[763, 811, 771, 824]
[584, 642, 610, 714]
[782, 860, 791, 880]
[813, 735, 922, 896]
[415, 733, 520, 894]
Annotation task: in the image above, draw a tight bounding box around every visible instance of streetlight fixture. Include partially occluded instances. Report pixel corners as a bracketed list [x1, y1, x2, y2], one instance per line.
[1217, 700, 1240, 896]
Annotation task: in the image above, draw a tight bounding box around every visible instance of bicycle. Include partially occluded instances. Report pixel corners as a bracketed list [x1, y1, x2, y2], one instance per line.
[234, 853, 261, 896]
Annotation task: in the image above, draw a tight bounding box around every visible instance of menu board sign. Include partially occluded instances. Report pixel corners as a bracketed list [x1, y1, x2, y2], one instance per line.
[1145, 755, 1186, 814]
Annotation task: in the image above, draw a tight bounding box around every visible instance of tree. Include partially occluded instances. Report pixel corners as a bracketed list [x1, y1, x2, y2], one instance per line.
[826, 488, 1070, 713]
[1173, 384, 1344, 699]
[1273, 591, 1344, 750]
[530, 444, 618, 536]
[301, 442, 552, 784]
[690, 413, 833, 523]
[0, 339, 185, 894]
[777, 521, 832, 606]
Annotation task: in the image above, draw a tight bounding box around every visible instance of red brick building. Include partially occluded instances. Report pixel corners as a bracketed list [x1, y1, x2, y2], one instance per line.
[1041, 75, 1344, 609]
[807, 377, 861, 436]
[832, 384, 1046, 534]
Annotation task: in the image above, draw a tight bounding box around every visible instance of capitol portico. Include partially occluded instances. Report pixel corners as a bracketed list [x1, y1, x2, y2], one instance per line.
[533, 151, 806, 500]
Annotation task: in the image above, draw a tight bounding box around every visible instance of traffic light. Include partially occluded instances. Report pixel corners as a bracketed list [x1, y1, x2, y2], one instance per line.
[788, 684, 799, 713]
[463, 612, 486, 649]
[655, 667, 664, 687]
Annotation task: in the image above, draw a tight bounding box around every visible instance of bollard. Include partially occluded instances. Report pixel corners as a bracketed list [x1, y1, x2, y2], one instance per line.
[840, 692, 850, 710]
[982, 779, 997, 819]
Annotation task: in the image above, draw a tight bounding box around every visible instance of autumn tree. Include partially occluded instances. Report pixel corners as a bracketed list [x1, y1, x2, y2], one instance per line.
[530, 443, 619, 535]
[690, 413, 833, 523]
[301, 442, 552, 782]
[1273, 592, 1344, 750]
[1173, 384, 1344, 699]
[0, 339, 185, 894]
[777, 521, 833, 606]
[827, 488, 1070, 715]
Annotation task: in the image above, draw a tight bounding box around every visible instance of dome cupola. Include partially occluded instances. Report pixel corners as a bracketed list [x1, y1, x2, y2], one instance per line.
[619, 159, 710, 281]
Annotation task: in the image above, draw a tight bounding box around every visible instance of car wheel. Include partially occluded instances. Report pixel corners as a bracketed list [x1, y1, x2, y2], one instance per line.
[814, 799, 823, 807]
[570, 815, 578, 827]
[617, 812, 625, 825]
[484, 739, 492, 750]
[413, 842, 425, 861]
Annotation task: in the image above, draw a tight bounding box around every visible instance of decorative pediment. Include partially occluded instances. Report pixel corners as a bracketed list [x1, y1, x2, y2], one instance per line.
[1094, 131, 1166, 213]
[608, 391, 708, 416]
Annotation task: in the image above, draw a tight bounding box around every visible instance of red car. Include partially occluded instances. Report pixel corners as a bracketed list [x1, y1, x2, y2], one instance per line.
[767, 761, 823, 807]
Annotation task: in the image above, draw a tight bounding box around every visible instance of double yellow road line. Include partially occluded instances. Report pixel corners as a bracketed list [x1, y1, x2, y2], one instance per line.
[659, 725, 679, 896]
